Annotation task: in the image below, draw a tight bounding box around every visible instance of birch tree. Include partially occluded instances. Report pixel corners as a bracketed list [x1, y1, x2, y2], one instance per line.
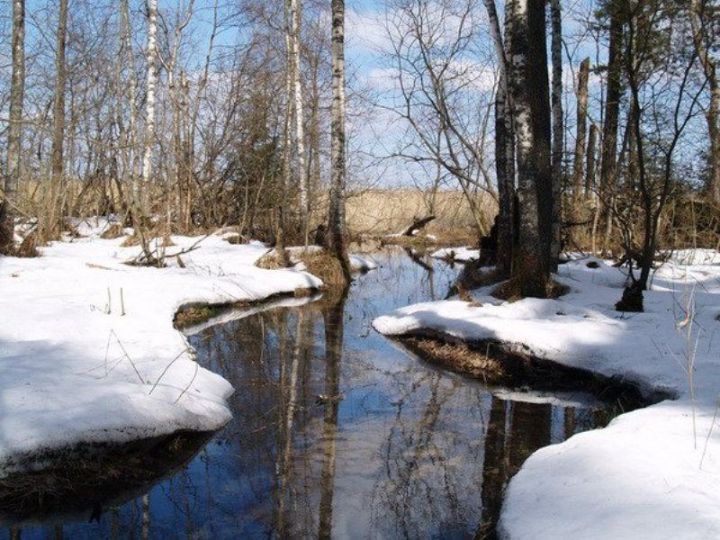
[140, 0, 159, 219]
[328, 0, 352, 282]
[0, 0, 25, 254]
[289, 0, 308, 238]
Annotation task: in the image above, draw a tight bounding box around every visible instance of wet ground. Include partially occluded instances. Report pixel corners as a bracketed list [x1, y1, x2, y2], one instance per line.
[1, 249, 626, 539]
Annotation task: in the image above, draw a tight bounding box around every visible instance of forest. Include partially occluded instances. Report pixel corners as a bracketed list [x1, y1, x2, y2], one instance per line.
[0, 0, 719, 538]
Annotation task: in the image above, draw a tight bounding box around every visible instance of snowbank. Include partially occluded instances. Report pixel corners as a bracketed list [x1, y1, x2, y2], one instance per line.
[373, 252, 720, 539]
[0, 231, 321, 474]
[431, 246, 479, 262]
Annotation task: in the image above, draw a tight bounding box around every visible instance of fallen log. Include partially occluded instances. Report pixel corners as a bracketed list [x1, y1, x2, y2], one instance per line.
[402, 215, 436, 236]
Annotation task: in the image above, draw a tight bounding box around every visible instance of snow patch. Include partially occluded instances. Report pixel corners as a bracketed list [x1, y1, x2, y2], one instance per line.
[374, 254, 720, 538]
[0, 233, 322, 474]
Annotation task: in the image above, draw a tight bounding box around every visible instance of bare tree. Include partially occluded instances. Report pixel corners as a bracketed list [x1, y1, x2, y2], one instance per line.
[289, 0, 308, 239]
[140, 0, 159, 219]
[585, 122, 598, 198]
[0, 0, 25, 254]
[689, 0, 719, 203]
[572, 58, 590, 204]
[484, 0, 515, 275]
[507, 0, 554, 297]
[41, 0, 69, 241]
[328, 0, 352, 282]
[597, 0, 624, 254]
[383, 0, 497, 237]
[549, 0, 563, 269]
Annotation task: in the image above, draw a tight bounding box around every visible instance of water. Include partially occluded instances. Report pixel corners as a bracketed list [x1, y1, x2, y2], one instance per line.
[1, 249, 618, 539]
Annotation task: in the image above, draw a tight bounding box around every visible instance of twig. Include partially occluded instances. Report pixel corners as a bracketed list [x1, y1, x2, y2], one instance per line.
[148, 347, 191, 395]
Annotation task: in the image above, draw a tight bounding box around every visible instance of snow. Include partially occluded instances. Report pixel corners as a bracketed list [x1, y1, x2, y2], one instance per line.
[0, 229, 322, 474]
[373, 251, 720, 539]
[431, 246, 480, 262]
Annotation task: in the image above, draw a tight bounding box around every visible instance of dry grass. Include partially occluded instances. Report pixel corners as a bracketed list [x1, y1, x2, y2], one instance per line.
[100, 223, 125, 239]
[345, 189, 495, 235]
[299, 251, 347, 287]
[120, 230, 175, 248]
[255, 251, 284, 270]
[403, 336, 505, 381]
[256, 248, 348, 288]
[174, 305, 222, 329]
[492, 277, 569, 302]
[15, 232, 40, 258]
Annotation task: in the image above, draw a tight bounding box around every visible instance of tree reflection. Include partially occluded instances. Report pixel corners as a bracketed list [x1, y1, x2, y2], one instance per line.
[318, 287, 348, 539]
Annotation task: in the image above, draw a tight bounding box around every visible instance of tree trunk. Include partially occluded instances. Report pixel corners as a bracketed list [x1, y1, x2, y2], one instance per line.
[495, 76, 514, 276]
[507, 0, 553, 297]
[289, 0, 308, 242]
[572, 58, 590, 203]
[599, 1, 623, 254]
[585, 122, 597, 198]
[119, 0, 139, 219]
[328, 0, 352, 283]
[0, 0, 25, 254]
[140, 0, 159, 219]
[689, 0, 720, 204]
[318, 293, 346, 539]
[42, 0, 69, 241]
[549, 0, 563, 271]
[484, 0, 514, 276]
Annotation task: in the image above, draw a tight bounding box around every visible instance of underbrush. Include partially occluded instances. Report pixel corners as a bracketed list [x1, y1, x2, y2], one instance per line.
[257, 248, 348, 288]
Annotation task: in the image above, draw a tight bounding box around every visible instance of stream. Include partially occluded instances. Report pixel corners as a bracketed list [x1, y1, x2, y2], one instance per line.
[1, 249, 627, 539]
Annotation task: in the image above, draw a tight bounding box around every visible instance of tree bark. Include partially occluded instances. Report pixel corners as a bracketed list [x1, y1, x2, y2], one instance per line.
[549, 0, 563, 271]
[507, 0, 553, 297]
[484, 0, 515, 276]
[599, 0, 623, 253]
[328, 0, 352, 283]
[289, 0, 309, 241]
[585, 122, 597, 198]
[119, 0, 139, 216]
[0, 0, 25, 254]
[43, 0, 69, 241]
[689, 0, 720, 204]
[572, 58, 590, 203]
[140, 0, 159, 219]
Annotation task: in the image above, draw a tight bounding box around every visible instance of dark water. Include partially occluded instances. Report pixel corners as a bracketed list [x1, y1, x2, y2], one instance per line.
[1, 249, 617, 539]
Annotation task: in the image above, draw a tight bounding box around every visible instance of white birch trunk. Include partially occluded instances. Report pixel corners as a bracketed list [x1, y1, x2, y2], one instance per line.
[329, 0, 351, 282]
[141, 0, 159, 217]
[289, 0, 308, 235]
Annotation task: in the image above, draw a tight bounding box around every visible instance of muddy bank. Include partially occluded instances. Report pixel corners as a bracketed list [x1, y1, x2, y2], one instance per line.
[0, 431, 212, 526]
[395, 330, 673, 409]
[174, 287, 319, 329]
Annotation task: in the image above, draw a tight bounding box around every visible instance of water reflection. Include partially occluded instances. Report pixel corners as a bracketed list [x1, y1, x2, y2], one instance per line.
[1, 250, 617, 539]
